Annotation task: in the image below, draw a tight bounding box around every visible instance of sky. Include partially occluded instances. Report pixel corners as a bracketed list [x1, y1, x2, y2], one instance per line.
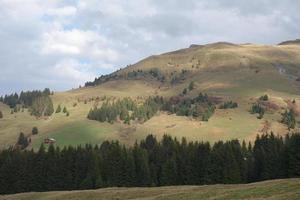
[0, 0, 299, 95]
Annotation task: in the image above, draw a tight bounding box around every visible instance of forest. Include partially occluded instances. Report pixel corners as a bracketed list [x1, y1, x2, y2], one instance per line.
[0, 132, 299, 195]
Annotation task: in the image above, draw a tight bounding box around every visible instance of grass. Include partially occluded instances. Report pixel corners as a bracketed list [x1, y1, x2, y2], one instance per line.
[0, 179, 299, 200]
[31, 120, 121, 149]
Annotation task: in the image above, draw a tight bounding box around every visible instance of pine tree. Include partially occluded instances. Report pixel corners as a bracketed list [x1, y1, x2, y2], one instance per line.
[63, 106, 67, 113]
[188, 81, 195, 91]
[55, 105, 61, 113]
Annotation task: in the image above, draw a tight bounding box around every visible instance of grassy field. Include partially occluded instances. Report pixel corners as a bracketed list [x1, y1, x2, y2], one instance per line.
[0, 179, 299, 200]
[1, 42, 300, 149]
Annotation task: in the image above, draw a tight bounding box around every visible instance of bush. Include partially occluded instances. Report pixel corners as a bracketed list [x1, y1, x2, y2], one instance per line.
[259, 95, 269, 101]
[32, 127, 38, 135]
[0, 110, 3, 119]
[219, 101, 238, 109]
[17, 132, 28, 149]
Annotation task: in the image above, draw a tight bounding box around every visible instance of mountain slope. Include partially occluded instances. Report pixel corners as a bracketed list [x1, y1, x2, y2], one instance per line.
[1, 42, 300, 149]
[1, 179, 299, 200]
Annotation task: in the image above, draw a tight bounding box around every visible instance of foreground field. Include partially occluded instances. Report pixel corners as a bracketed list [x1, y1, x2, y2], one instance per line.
[1, 179, 299, 200]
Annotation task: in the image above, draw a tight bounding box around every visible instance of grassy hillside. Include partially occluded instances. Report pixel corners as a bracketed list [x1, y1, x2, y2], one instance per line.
[1, 179, 299, 200]
[1, 42, 300, 149]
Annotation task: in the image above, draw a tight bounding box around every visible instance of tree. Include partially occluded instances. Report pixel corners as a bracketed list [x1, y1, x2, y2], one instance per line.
[17, 132, 28, 149]
[281, 109, 296, 130]
[188, 81, 195, 91]
[0, 110, 3, 119]
[55, 105, 61, 113]
[32, 127, 38, 135]
[63, 107, 67, 113]
[182, 88, 187, 95]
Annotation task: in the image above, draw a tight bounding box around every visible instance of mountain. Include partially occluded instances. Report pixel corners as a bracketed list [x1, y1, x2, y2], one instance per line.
[0, 41, 300, 149]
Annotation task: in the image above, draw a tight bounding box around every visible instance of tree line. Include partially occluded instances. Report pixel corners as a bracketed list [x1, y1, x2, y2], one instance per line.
[0, 132, 299, 194]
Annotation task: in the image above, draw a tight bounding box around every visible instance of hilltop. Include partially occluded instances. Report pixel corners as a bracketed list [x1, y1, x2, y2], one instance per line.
[0, 41, 300, 149]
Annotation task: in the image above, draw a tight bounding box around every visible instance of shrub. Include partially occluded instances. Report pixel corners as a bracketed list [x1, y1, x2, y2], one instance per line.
[32, 127, 38, 135]
[219, 101, 238, 109]
[0, 110, 3, 119]
[259, 95, 269, 101]
[188, 81, 195, 91]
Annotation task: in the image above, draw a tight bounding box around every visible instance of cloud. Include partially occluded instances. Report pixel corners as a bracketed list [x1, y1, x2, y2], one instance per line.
[0, 0, 299, 95]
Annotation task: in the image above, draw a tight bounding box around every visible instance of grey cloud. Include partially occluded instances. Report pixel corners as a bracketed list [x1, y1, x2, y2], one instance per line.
[0, 0, 299, 95]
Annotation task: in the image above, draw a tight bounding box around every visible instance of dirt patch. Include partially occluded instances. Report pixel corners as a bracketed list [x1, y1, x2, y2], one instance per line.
[119, 126, 136, 139]
[287, 100, 300, 116]
[260, 120, 271, 133]
[259, 100, 280, 111]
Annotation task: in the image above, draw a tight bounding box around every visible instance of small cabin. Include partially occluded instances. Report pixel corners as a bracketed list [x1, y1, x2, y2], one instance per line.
[44, 138, 56, 144]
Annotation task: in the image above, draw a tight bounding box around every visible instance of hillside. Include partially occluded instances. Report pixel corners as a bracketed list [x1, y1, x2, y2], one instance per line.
[1, 179, 299, 200]
[1, 41, 300, 149]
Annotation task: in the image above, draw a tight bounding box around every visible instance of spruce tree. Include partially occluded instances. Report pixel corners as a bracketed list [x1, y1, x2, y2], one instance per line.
[55, 105, 61, 113]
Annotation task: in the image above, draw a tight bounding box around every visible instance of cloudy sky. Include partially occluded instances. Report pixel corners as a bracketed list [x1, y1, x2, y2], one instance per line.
[0, 0, 299, 95]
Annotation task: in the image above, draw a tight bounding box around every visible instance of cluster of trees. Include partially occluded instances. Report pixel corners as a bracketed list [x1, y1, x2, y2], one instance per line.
[88, 94, 217, 124]
[0, 88, 51, 108]
[30, 96, 54, 117]
[251, 103, 265, 119]
[259, 94, 269, 101]
[87, 97, 163, 124]
[56, 105, 69, 116]
[0, 133, 300, 194]
[127, 68, 165, 82]
[0, 89, 54, 117]
[219, 101, 238, 109]
[162, 93, 216, 121]
[85, 68, 165, 87]
[16, 127, 38, 150]
[171, 70, 188, 85]
[182, 81, 195, 95]
[281, 109, 296, 130]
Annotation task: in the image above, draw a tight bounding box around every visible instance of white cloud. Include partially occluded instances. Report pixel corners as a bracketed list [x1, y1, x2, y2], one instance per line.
[52, 59, 94, 84]
[47, 6, 77, 17]
[0, 0, 299, 95]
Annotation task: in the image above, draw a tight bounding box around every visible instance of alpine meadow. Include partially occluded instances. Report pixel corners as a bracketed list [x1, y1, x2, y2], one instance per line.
[0, 0, 300, 199]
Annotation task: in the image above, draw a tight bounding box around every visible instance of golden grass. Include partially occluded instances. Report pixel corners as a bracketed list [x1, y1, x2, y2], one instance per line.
[1, 178, 299, 200]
